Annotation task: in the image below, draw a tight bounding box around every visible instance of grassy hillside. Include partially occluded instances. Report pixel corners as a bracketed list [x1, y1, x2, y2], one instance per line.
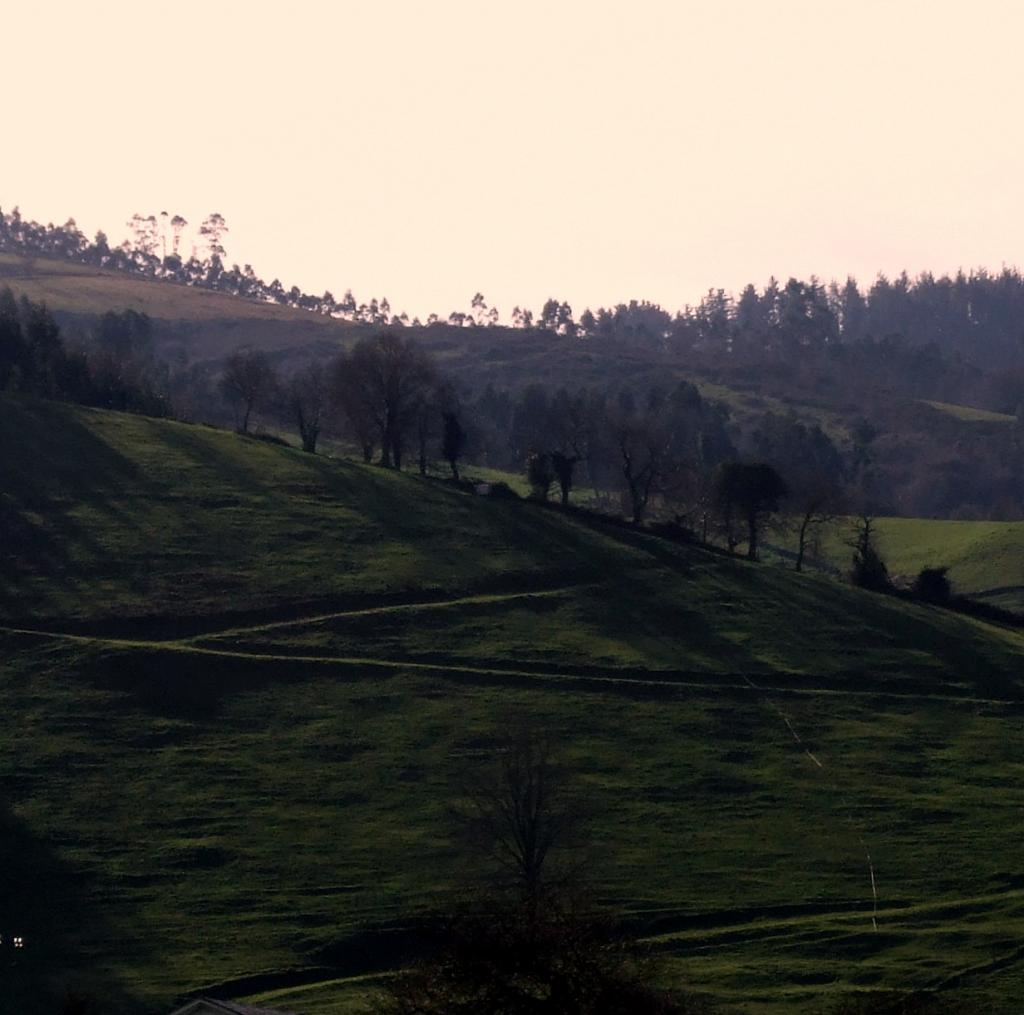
[919, 399, 1017, 424]
[0, 252, 338, 325]
[4, 397, 1024, 1013]
[805, 517, 1024, 613]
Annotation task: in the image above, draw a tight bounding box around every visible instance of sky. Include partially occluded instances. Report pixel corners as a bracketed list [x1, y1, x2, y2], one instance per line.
[4, 1, 1023, 320]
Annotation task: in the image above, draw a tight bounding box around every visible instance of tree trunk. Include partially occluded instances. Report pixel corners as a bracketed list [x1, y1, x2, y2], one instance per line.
[796, 513, 811, 572]
[630, 486, 646, 525]
[746, 513, 758, 560]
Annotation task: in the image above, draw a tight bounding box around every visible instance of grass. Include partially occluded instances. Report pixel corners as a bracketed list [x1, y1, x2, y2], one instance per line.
[798, 517, 1024, 612]
[0, 252, 342, 325]
[4, 396, 1024, 1012]
[919, 399, 1017, 424]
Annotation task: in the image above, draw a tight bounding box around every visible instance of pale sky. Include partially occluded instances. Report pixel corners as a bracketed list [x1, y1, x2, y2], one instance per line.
[4, 1, 1023, 320]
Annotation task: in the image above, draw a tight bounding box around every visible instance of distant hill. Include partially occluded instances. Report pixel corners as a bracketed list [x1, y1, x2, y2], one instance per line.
[0, 250, 857, 441]
[4, 396, 1024, 1012]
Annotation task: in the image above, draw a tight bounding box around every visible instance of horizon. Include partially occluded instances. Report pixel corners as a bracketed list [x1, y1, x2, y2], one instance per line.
[5, 1, 1023, 320]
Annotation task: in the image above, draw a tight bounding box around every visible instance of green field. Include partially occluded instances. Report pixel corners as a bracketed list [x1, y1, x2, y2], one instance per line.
[803, 517, 1024, 613]
[4, 397, 1024, 1012]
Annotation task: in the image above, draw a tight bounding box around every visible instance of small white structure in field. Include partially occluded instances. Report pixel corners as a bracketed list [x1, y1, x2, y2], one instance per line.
[474, 482, 492, 496]
[168, 1000, 295, 1015]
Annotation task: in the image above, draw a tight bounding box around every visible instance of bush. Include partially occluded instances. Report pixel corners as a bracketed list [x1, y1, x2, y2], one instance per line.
[526, 452, 556, 501]
[912, 566, 952, 605]
[851, 543, 891, 592]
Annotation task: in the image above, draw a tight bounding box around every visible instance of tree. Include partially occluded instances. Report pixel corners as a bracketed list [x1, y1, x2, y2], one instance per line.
[527, 452, 556, 501]
[329, 351, 376, 462]
[0, 287, 25, 390]
[412, 393, 438, 476]
[442, 410, 467, 480]
[848, 512, 891, 592]
[713, 461, 787, 560]
[547, 387, 590, 506]
[912, 566, 952, 604]
[459, 730, 586, 899]
[752, 413, 845, 571]
[339, 332, 437, 469]
[601, 387, 694, 525]
[373, 731, 694, 1014]
[170, 215, 188, 257]
[283, 362, 327, 453]
[199, 212, 228, 261]
[550, 450, 578, 506]
[218, 346, 277, 432]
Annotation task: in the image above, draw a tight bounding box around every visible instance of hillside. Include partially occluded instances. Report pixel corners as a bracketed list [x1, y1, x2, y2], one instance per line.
[4, 397, 1024, 1012]
[806, 517, 1024, 613]
[0, 252, 847, 426]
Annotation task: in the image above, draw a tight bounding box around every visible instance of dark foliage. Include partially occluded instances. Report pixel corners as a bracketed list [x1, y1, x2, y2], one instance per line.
[712, 461, 787, 560]
[371, 892, 705, 1015]
[527, 453, 556, 502]
[849, 514, 892, 592]
[0, 288, 169, 415]
[442, 411, 467, 479]
[911, 566, 952, 605]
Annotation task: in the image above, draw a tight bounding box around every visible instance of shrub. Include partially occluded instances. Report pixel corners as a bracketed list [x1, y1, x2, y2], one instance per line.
[912, 566, 952, 605]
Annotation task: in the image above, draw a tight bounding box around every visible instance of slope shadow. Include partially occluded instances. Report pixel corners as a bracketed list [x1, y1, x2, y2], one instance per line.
[0, 799, 134, 1013]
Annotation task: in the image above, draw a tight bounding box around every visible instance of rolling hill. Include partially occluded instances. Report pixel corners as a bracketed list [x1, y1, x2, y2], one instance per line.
[804, 517, 1024, 613]
[4, 396, 1024, 1012]
[0, 252, 847, 428]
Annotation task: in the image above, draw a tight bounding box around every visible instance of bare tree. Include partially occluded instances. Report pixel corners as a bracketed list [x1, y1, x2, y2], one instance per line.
[282, 362, 327, 453]
[603, 389, 689, 524]
[459, 729, 587, 900]
[373, 731, 692, 1014]
[339, 332, 437, 469]
[329, 351, 377, 462]
[218, 346, 277, 433]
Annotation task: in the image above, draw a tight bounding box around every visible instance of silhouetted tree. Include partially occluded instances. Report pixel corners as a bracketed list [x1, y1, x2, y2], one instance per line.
[374, 731, 693, 1014]
[218, 346, 277, 432]
[329, 351, 376, 462]
[550, 450, 578, 506]
[442, 410, 466, 479]
[713, 461, 787, 560]
[341, 332, 437, 469]
[283, 362, 327, 453]
[527, 452, 556, 501]
[848, 513, 891, 592]
[0, 287, 25, 389]
[752, 413, 845, 570]
[912, 566, 952, 604]
[199, 212, 228, 261]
